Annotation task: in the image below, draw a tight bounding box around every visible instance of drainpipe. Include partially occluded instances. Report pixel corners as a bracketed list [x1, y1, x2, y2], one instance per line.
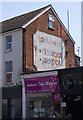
[21, 75, 26, 118]
[23, 28, 27, 73]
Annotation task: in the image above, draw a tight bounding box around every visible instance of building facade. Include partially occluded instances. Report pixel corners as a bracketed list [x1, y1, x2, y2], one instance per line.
[1, 4, 76, 87]
[23, 5, 75, 72]
[1, 29, 23, 118]
[2, 29, 23, 86]
[1, 4, 79, 119]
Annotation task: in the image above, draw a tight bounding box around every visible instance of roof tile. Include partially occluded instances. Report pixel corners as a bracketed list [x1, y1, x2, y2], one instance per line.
[0, 5, 51, 33]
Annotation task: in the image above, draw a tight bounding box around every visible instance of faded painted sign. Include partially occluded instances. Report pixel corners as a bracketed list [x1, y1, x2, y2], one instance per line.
[33, 30, 65, 71]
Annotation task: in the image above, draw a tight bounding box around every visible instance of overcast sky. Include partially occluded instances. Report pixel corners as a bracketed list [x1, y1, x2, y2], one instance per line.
[1, 1, 81, 56]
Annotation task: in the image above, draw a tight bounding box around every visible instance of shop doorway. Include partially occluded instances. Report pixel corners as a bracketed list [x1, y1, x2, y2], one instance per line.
[63, 95, 81, 120]
[54, 104, 61, 118]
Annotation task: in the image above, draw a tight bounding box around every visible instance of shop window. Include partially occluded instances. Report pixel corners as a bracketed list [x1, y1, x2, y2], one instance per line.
[5, 61, 12, 83]
[5, 35, 12, 51]
[2, 99, 8, 118]
[49, 14, 54, 28]
[26, 94, 53, 118]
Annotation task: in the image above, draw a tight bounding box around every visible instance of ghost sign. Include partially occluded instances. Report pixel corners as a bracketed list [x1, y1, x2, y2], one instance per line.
[33, 31, 65, 71]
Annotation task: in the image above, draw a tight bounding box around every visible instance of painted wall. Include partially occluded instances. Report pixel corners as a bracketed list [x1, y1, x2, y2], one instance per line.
[33, 30, 65, 71]
[0, 34, 2, 119]
[0, 35, 2, 87]
[2, 29, 23, 87]
[81, 2, 83, 66]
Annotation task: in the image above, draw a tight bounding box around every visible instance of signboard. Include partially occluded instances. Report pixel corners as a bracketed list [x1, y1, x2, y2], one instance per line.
[24, 75, 59, 94]
[61, 102, 66, 107]
[53, 93, 61, 102]
[63, 75, 76, 90]
[58, 67, 83, 95]
[33, 30, 65, 71]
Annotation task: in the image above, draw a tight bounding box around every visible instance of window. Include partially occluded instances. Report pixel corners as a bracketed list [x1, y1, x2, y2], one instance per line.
[49, 14, 54, 28]
[5, 35, 12, 51]
[5, 61, 12, 83]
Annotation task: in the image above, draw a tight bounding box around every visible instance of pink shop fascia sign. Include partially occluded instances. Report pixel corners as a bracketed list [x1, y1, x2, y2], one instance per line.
[24, 75, 60, 94]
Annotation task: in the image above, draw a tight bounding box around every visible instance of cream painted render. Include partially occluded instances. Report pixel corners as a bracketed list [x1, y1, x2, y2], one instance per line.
[2, 29, 23, 87]
[0, 34, 2, 120]
[0, 35, 2, 88]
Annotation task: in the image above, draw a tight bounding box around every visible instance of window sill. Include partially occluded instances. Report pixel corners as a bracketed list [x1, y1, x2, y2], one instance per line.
[6, 72, 12, 74]
[48, 26, 55, 30]
[5, 49, 12, 53]
[4, 82, 14, 86]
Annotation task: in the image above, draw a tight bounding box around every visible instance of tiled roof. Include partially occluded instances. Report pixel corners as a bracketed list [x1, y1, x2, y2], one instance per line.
[0, 4, 75, 44]
[0, 5, 51, 33]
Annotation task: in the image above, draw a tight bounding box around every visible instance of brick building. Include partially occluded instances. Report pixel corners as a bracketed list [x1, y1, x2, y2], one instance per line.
[22, 4, 75, 72]
[1, 4, 78, 119]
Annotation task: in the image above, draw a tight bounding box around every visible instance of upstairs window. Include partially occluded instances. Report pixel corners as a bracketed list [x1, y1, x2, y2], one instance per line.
[5, 61, 12, 83]
[5, 35, 12, 51]
[49, 14, 54, 28]
[5, 61, 12, 73]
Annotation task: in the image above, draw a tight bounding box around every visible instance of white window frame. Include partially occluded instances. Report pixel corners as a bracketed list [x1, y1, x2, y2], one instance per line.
[5, 61, 13, 83]
[5, 35, 12, 52]
[49, 14, 55, 29]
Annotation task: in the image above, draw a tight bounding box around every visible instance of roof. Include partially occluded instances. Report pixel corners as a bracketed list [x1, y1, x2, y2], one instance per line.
[0, 5, 50, 34]
[0, 4, 75, 44]
[75, 54, 80, 58]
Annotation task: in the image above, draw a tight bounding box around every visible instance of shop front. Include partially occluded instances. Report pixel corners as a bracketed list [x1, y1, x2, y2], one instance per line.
[26, 93, 53, 118]
[2, 85, 22, 119]
[21, 67, 83, 119]
[21, 71, 61, 119]
[58, 66, 83, 120]
[25, 93, 61, 119]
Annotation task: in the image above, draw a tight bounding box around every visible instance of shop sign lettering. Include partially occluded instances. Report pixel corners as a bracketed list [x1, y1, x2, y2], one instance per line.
[24, 75, 59, 94]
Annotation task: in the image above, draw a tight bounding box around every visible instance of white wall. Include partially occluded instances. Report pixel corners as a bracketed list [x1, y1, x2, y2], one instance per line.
[0, 35, 2, 88]
[2, 29, 23, 87]
[0, 33, 2, 119]
[81, 2, 83, 66]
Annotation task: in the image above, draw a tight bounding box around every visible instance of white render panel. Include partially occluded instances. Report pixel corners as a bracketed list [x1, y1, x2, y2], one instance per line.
[33, 30, 65, 71]
[2, 29, 23, 86]
[0, 34, 2, 120]
[0, 35, 2, 88]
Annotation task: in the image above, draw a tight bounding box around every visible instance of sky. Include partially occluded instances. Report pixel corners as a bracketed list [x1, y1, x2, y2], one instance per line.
[0, 1, 81, 57]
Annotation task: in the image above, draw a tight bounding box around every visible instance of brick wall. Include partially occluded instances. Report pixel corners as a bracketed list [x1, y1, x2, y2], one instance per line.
[23, 8, 75, 72]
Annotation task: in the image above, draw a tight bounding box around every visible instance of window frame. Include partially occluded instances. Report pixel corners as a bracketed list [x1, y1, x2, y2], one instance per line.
[5, 61, 13, 83]
[5, 35, 12, 52]
[48, 14, 55, 29]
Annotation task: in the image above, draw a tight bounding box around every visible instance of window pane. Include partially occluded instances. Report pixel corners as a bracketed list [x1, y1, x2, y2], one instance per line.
[6, 73, 12, 82]
[6, 35, 12, 43]
[49, 14, 54, 21]
[49, 21, 54, 28]
[5, 61, 12, 72]
[2, 99, 8, 118]
[6, 43, 12, 50]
